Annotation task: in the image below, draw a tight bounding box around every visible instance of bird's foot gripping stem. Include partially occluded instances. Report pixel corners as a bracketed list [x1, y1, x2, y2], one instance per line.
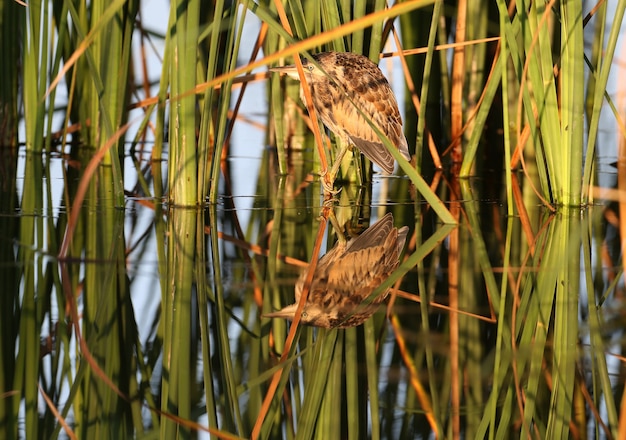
[319, 168, 342, 196]
[320, 199, 347, 245]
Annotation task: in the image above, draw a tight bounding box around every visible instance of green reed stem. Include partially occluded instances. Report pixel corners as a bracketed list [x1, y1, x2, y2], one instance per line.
[582, 0, 626, 200]
[167, 0, 200, 206]
[23, 0, 49, 153]
[558, 1, 584, 206]
[0, 1, 21, 146]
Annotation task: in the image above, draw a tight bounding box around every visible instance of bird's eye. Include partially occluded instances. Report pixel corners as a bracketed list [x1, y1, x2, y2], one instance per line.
[302, 312, 308, 318]
[307, 65, 314, 71]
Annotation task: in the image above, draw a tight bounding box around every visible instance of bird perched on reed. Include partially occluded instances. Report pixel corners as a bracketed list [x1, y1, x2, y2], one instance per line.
[265, 213, 409, 328]
[271, 52, 411, 188]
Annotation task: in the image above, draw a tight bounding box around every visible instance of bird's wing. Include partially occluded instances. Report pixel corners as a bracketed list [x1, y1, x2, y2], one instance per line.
[396, 226, 410, 255]
[326, 238, 398, 303]
[331, 69, 408, 173]
[346, 212, 394, 253]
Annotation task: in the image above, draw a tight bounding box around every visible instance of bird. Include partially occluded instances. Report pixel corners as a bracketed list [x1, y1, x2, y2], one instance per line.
[271, 51, 411, 187]
[264, 212, 409, 328]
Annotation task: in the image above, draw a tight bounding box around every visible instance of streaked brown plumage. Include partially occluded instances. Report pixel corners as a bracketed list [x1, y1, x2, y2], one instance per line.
[265, 213, 409, 328]
[271, 52, 411, 177]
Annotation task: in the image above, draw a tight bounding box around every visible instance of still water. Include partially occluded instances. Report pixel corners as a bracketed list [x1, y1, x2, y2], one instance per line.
[1, 142, 622, 438]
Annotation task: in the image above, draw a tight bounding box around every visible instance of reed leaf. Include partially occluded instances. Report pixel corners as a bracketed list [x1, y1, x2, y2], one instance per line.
[0, 0, 21, 146]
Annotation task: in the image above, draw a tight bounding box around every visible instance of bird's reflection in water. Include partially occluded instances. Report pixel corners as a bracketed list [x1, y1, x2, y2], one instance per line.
[265, 212, 409, 328]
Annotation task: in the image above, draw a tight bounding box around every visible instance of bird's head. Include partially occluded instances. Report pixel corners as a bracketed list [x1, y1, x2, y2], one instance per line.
[269, 54, 329, 83]
[264, 302, 337, 328]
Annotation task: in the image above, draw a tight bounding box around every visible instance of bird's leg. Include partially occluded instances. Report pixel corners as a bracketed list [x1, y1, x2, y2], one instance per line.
[321, 143, 350, 191]
[329, 210, 347, 244]
[319, 170, 340, 195]
[354, 154, 365, 185]
[321, 200, 347, 245]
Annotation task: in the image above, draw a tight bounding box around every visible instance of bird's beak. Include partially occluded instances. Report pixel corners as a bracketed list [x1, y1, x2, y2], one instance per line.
[269, 65, 295, 72]
[269, 65, 301, 81]
[263, 304, 298, 320]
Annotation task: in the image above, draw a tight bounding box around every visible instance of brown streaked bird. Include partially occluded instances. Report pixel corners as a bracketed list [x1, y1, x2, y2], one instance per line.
[271, 52, 411, 184]
[265, 213, 409, 328]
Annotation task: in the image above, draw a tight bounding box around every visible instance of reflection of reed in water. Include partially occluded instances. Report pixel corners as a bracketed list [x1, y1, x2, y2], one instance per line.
[265, 213, 409, 328]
